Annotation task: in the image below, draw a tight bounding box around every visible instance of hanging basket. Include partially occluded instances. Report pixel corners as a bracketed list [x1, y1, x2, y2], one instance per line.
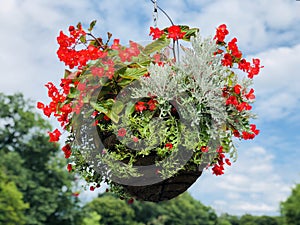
[38, 20, 262, 202]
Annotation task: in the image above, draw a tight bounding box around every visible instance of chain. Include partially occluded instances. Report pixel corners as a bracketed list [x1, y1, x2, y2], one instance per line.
[153, 0, 158, 27]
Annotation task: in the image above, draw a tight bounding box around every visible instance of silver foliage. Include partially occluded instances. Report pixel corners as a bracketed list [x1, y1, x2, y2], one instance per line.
[131, 33, 233, 137]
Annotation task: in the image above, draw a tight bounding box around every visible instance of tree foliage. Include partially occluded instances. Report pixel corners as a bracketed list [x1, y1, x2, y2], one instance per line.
[84, 192, 217, 225]
[281, 183, 300, 225]
[0, 93, 83, 225]
[0, 168, 29, 225]
[84, 193, 137, 225]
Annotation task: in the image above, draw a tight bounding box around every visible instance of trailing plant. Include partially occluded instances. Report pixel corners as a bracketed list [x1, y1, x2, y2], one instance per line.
[37, 20, 262, 200]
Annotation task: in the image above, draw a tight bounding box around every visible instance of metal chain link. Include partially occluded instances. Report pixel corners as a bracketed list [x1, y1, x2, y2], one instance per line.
[153, 0, 158, 27]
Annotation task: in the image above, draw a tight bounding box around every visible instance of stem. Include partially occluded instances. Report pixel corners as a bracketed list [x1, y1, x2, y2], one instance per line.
[87, 33, 104, 49]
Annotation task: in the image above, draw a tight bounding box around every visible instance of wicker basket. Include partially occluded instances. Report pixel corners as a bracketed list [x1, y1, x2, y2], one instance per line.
[102, 133, 202, 202]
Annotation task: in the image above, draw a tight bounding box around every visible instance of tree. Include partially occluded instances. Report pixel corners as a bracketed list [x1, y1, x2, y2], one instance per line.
[239, 214, 279, 225]
[0, 93, 83, 225]
[281, 183, 300, 225]
[82, 211, 102, 225]
[83, 193, 137, 225]
[0, 168, 29, 225]
[84, 192, 217, 225]
[217, 213, 240, 225]
[157, 192, 218, 225]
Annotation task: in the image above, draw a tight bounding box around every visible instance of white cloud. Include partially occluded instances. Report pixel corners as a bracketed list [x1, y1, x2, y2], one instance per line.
[158, 0, 300, 53]
[189, 146, 292, 215]
[253, 44, 300, 121]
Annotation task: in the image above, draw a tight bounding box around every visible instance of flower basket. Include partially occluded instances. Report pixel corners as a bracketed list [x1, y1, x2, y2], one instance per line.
[38, 19, 262, 202]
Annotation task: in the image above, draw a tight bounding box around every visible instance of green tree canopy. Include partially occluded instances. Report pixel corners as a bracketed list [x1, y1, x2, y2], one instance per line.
[0, 168, 29, 225]
[281, 183, 300, 225]
[84, 192, 217, 225]
[83, 193, 137, 225]
[0, 93, 83, 225]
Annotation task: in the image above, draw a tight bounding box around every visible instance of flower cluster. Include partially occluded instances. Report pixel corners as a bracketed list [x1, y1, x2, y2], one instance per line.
[57, 24, 107, 69]
[149, 25, 187, 41]
[38, 21, 262, 200]
[211, 147, 232, 176]
[214, 25, 263, 80]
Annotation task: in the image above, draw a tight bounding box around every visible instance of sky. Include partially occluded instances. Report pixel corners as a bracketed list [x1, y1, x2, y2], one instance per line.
[0, 0, 300, 216]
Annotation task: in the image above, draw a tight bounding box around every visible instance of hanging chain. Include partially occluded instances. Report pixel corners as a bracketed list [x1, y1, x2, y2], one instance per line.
[153, 0, 158, 27]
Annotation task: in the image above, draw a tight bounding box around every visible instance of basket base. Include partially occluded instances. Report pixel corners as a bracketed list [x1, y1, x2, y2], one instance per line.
[122, 168, 202, 202]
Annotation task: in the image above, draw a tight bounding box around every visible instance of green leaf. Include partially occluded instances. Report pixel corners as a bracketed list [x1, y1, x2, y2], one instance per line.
[64, 69, 71, 79]
[182, 28, 200, 41]
[76, 22, 82, 29]
[107, 110, 119, 123]
[90, 100, 112, 115]
[80, 35, 87, 44]
[90, 99, 122, 123]
[120, 67, 147, 80]
[125, 102, 135, 116]
[144, 37, 170, 55]
[68, 87, 80, 98]
[88, 20, 97, 32]
[118, 78, 133, 87]
[112, 100, 124, 114]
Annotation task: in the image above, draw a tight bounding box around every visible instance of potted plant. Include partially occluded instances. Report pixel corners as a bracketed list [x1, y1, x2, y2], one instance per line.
[38, 19, 262, 202]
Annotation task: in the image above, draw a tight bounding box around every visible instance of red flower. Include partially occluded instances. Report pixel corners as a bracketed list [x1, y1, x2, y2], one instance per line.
[91, 66, 104, 77]
[242, 131, 255, 140]
[147, 99, 158, 111]
[135, 101, 147, 112]
[248, 58, 263, 79]
[149, 27, 164, 40]
[60, 78, 72, 95]
[241, 125, 259, 140]
[105, 66, 115, 79]
[245, 88, 255, 100]
[48, 129, 61, 142]
[212, 164, 224, 176]
[37, 102, 44, 109]
[236, 102, 252, 112]
[165, 143, 173, 150]
[90, 186, 95, 191]
[167, 25, 186, 41]
[225, 158, 231, 166]
[228, 37, 242, 59]
[217, 146, 223, 153]
[226, 96, 238, 106]
[43, 106, 52, 117]
[77, 82, 86, 91]
[132, 136, 139, 143]
[214, 24, 229, 43]
[238, 59, 251, 72]
[118, 128, 127, 137]
[103, 115, 110, 121]
[233, 130, 240, 138]
[250, 124, 260, 135]
[233, 84, 241, 95]
[111, 39, 120, 50]
[127, 198, 134, 204]
[62, 144, 72, 158]
[222, 53, 233, 67]
[67, 163, 73, 172]
[201, 146, 209, 153]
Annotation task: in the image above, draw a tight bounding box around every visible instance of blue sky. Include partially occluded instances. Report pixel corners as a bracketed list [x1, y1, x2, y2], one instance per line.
[1, 0, 300, 216]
